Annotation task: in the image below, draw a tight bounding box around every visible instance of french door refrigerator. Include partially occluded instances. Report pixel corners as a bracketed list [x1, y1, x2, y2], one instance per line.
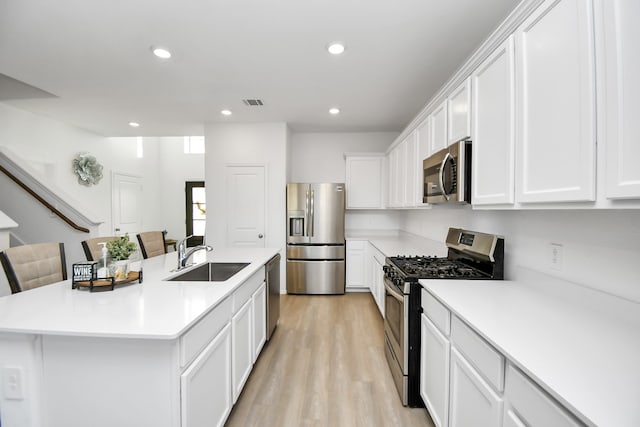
[286, 183, 345, 294]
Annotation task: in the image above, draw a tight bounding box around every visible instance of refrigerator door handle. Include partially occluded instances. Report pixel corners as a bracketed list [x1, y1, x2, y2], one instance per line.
[310, 190, 315, 237]
[305, 189, 310, 237]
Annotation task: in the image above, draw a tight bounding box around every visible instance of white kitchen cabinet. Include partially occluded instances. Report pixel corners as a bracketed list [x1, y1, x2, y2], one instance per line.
[515, 0, 596, 203]
[449, 347, 503, 427]
[504, 363, 583, 427]
[420, 313, 450, 427]
[503, 409, 527, 427]
[430, 101, 448, 154]
[369, 243, 385, 316]
[471, 36, 516, 206]
[597, 0, 640, 199]
[232, 298, 253, 403]
[181, 323, 232, 427]
[448, 78, 472, 144]
[251, 282, 266, 363]
[345, 154, 385, 208]
[346, 240, 367, 289]
[416, 118, 430, 206]
[386, 149, 398, 208]
[403, 131, 418, 207]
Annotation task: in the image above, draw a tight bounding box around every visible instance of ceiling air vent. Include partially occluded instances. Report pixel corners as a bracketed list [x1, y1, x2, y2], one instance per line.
[242, 99, 264, 106]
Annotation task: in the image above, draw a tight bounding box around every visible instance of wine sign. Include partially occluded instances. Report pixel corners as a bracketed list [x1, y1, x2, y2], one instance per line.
[72, 261, 98, 283]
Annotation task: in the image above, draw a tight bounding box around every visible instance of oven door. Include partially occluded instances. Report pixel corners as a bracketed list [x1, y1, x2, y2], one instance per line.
[383, 278, 408, 374]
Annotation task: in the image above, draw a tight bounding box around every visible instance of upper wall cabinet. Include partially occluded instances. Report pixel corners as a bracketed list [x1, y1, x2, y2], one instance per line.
[448, 78, 472, 145]
[597, 0, 640, 199]
[345, 154, 385, 209]
[471, 37, 516, 206]
[430, 101, 448, 154]
[416, 118, 431, 206]
[515, 0, 596, 203]
[403, 131, 418, 207]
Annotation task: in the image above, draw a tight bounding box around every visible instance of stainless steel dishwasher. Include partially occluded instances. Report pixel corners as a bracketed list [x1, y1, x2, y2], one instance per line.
[266, 253, 280, 340]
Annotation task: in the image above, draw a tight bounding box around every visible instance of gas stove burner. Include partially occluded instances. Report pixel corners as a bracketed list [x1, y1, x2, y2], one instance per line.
[388, 256, 490, 279]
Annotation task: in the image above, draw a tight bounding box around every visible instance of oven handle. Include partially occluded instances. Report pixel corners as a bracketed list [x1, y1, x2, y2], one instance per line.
[384, 280, 404, 303]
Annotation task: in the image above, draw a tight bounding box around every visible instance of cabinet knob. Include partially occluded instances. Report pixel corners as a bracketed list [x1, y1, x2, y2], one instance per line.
[258, 234, 264, 239]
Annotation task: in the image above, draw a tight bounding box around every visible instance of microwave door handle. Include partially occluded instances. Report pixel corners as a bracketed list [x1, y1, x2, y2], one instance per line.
[310, 190, 315, 237]
[439, 152, 452, 201]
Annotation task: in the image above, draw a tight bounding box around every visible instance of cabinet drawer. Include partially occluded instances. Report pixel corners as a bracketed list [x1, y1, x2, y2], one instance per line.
[451, 315, 504, 392]
[505, 364, 583, 427]
[233, 267, 265, 313]
[421, 288, 451, 336]
[180, 296, 232, 368]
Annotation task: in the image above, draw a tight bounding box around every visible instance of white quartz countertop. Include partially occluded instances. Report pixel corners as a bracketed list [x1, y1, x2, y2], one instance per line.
[420, 268, 640, 427]
[0, 247, 280, 340]
[346, 230, 448, 258]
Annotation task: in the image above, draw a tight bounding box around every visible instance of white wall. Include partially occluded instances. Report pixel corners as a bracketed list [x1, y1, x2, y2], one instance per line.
[401, 208, 640, 303]
[289, 132, 396, 182]
[204, 122, 288, 290]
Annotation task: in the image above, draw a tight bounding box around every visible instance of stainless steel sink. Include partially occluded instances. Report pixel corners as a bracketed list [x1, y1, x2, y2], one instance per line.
[168, 262, 250, 282]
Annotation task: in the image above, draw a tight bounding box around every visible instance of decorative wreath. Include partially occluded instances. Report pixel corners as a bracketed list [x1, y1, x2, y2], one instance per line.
[72, 153, 103, 186]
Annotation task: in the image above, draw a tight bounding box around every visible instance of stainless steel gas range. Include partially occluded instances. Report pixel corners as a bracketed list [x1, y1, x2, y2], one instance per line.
[383, 228, 504, 407]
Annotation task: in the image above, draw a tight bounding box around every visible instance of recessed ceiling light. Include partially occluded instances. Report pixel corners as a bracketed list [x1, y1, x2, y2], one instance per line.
[329, 108, 340, 115]
[151, 47, 172, 59]
[129, 121, 140, 127]
[327, 42, 346, 55]
[221, 109, 232, 116]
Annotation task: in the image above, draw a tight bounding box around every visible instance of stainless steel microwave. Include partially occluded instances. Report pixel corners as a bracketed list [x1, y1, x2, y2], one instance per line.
[423, 140, 472, 204]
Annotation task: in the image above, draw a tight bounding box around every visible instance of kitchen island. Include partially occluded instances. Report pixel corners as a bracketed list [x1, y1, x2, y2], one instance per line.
[0, 247, 280, 427]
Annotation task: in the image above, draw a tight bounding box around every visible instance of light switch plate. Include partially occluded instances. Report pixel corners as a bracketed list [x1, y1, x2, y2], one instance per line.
[3, 366, 24, 400]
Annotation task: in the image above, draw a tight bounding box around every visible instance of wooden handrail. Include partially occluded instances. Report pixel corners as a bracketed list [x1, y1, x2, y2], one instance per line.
[0, 164, 90, 233]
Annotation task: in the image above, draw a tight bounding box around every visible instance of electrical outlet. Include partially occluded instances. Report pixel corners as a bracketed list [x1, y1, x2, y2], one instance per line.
[3, 366, 24, 400]
[550, 243, 563, 271]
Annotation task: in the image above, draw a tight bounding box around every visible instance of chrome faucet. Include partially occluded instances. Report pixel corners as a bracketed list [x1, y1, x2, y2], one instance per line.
[177, 235, 213, 269]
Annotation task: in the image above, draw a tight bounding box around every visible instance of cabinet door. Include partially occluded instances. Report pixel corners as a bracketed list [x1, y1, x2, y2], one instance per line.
[598, 0, 640, 199]
[403, 131, 418, 207]
[387, 150, 398, 207]
[448, 78, 472, 144]
[181, 323, 232, 427]
[515, 0, 596, 203]
[449, 347, 503, 427]
[416, 118, 430, 205]
[420, 314, 450, 427]
[371, 253, 385, 316]
[430, 101, 448, 153]
[472, 36, 516, 205]
[252, 282, 267, 363]
[345, 156, 384, 208]
[503, 409, 527, 427]
[232, 299, 253, 403]
[346, 241, 366, 288]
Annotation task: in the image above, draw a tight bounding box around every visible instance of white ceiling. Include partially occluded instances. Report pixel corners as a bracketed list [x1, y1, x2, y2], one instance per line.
[0, 0, 518, 137]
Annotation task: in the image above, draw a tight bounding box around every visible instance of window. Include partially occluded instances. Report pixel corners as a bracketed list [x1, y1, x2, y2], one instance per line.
[185, 181, 205, 246]
[183, 136, 205, 154]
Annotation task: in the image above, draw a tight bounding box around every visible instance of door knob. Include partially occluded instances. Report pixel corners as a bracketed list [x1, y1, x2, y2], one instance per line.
[258, 234, 264, 239]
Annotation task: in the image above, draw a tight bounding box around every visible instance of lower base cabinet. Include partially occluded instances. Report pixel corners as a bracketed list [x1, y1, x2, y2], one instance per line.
[181, 324, 232, 427]
[449, 347, 503, 427]
[420, 314, 450, 427]
[252, 282, 267, 363]
[232, 298, 253, 403]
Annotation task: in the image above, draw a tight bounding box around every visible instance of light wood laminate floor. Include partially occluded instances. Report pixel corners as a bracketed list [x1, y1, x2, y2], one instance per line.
[226, 293, 435, 427]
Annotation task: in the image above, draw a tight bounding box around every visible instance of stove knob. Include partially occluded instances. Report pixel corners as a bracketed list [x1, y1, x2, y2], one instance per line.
[383, 265, 389, 273]
[394, 278, 403, 287]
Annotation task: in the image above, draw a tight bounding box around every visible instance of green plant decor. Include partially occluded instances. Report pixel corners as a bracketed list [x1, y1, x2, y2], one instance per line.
[106, 234, 138, 261]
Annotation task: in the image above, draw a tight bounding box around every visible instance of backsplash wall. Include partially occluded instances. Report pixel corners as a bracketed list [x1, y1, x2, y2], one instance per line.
[401, 208, 640, 303]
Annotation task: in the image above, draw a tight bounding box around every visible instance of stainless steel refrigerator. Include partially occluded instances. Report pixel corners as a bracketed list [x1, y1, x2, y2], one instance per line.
[286, 183, 345, 294]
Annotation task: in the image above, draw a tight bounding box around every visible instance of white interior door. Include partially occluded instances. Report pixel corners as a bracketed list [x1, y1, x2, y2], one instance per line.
[225, 165, 265, 247]
[112, 173, 142, 236]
